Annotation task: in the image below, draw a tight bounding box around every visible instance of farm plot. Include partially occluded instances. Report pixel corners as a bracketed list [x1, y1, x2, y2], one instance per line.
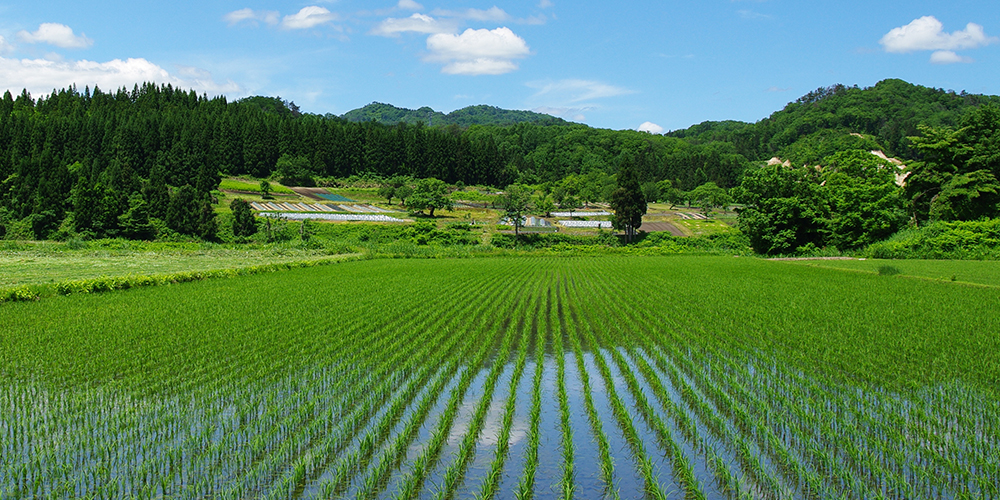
[1, 256, 999, 499]
[558, 220, 614, 228]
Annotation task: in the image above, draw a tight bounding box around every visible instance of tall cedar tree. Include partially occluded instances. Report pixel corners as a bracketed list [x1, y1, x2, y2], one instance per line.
[610, 157, 647, 243]
[230, 198, 257, 238]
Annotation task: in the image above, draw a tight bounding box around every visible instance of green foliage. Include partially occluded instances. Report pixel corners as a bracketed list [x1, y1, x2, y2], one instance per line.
[736, 164, 828, 255]
[609, 156, 647, 242]
[863, 218, 1000, 259]
[274, 154, 315, 186]
[118, 193, 156, 240]
[230, 198, 257, 238]
[688, 181, 732, 217]
[499, 184, 533, 235]
[407, 178, 453, 217]
[340, 102, 566, 126]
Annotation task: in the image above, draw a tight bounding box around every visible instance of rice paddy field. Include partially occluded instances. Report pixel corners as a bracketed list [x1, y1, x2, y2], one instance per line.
[2, 255, 999, 499]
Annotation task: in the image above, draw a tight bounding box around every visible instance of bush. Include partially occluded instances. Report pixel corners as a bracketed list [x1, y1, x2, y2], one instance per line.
[863, 219, 1000, 259]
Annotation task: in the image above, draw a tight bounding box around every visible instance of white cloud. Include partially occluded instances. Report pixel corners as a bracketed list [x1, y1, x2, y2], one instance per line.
[538, 0, 554, 8]
[737, 10, 770, 20]
[17, 23, 93, 49]
[0, 56, 241, 98]
[371, 13, 456, 37]
[432, 6, 509, 22]
[224, 8, 280, 26]
[0, 36, 12, 54]
[638, 122, 664, 134]
[527, 79, 634, 103]
[534, 106, 586, 122]
[930, 50, 973, 64]
[397, 0, 424, 10]
[880, 16, 997, 53]
[426, 27, 530, 75]
[281, 6, 338, 30]
[766, 86, 790, 92]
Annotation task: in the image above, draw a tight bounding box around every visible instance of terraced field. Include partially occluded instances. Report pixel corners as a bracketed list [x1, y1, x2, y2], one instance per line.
[1, 256, 998, 499]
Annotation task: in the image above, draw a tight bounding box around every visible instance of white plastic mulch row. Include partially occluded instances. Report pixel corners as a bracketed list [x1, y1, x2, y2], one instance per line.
[675, 212, 707, 220]
[337, 204, 393, 213]
[551, 211, 612, 217]
[558, 220, 614, 228]
[258, 212, 404, 222]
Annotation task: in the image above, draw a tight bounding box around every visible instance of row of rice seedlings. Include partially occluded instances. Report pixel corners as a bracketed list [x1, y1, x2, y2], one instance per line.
[561, 277, 668, 500]
[514, 286, 547, 500]
[616, 267, 925, 499]
[432, 287, 532, 500]
[0, 270, 421, 496]
[592, 266, 827, 495]
[726, 348, 985, 498]
[559, 280, 620, 499]
[224, 323, 447, 497]
[313, 268, 532, 499]
[390, 282, 523, 500]
[625, 256, 999, 497]
[229, 263, 520, 497]
[638, 280, 926, 500]
[273, 323, 466, 500]
[473, 281, 541, 500]
[552, 282, 576, 499]
[585, 266, 786, 499]
[571, 273, 706, 500]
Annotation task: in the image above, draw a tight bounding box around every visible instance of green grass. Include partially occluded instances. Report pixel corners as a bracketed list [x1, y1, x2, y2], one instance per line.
[0, 243, 347, 287]
[218, 178, 294, 194]
[670, 218, 737, 237]
[2, 255, 998, 499]
[779, 258, 1000, 288]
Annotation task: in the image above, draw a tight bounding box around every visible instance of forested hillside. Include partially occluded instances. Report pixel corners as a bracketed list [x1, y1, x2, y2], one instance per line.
[669, 79, 1000, 164]
[341, 102, 567, 127]
[0, 79, 997, 245]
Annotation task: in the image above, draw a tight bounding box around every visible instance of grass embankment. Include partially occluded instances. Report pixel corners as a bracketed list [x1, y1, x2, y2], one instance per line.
[780, 258, 1000, 288]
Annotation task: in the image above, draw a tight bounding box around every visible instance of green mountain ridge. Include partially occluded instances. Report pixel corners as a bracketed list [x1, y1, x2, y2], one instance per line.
[340, 102, 568, 126]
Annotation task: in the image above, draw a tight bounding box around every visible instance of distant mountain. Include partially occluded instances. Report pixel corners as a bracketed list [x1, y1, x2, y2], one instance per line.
[341, 102, 567, 126]
[667, 79, 1000, 164]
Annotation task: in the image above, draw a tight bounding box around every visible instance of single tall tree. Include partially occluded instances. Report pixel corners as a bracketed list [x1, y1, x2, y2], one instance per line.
[610, 156, 647, 243]
[231, 198, 257, 238]
[500, 184, 532, 236]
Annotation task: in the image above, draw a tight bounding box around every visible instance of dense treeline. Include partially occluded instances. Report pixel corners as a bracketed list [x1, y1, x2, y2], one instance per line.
[0, 82, 754, 240]
[2, 78, 998, 246]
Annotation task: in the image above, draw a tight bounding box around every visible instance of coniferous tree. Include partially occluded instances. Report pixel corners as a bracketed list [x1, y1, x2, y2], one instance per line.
[230, 198, 257, 238]
[610, 156, 647, 243]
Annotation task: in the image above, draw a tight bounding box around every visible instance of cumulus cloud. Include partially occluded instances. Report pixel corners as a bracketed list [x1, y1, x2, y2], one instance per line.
[371, 13, 456, 37]
[527, 79, 634, 103]
[426, 27, 530, 75]
[0, 36, 12, 54]
[930, 50, 973, 64]
[17, 23, 93, 49]
[397, 0, 424, 10]
[281, 6, 337, 29]
[0, 56, 241, 98]
[432, 6, 509, 22]
[880, 16, 997, 54]
[638, 122, 664, 134]
[224, 8, 280, 26]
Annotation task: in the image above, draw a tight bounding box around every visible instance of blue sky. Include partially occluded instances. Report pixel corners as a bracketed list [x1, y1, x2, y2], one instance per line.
[1, 1, 998, 131]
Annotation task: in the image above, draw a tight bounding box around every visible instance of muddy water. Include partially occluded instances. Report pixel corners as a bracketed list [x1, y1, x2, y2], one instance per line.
[494, 358, 537, 500]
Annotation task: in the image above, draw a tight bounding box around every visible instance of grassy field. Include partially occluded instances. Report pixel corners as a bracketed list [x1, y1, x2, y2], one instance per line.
[779, 258, 1000, 288]
[0, 243, 346, 287]
[2, 255, 997, 499]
